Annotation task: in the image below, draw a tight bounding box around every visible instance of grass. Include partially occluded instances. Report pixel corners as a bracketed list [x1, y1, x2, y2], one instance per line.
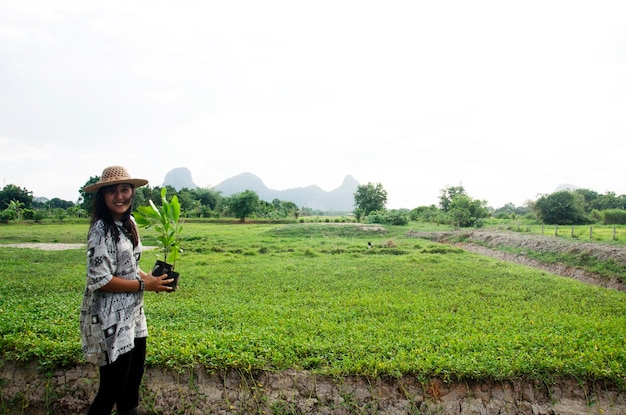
[1, 221, 625, 388]
[0, 222, 87, 244]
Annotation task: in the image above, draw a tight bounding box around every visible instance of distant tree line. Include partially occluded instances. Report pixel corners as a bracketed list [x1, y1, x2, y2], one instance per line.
[0, 182, 320, 223]
[2, 180, 625, 227]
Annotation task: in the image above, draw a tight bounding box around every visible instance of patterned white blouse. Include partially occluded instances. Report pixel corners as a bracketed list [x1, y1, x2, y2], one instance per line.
[79, 219, 148, 366]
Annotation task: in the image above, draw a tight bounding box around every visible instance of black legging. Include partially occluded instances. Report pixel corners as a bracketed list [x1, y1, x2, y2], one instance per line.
[88, 337, 147, 415]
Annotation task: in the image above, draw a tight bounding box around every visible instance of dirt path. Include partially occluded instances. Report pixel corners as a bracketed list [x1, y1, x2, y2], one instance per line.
[0, 243, 157, 251]
[0, 242, 85, 250]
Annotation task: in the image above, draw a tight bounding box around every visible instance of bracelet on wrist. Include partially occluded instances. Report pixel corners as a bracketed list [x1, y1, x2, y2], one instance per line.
[137, 278, 145, 292]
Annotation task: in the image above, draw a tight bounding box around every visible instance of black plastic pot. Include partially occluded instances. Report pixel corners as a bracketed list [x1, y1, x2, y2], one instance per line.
[152, 260, 179, 292]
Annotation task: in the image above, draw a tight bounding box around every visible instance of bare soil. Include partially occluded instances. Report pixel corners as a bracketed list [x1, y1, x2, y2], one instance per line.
[3, 361, 626, 415]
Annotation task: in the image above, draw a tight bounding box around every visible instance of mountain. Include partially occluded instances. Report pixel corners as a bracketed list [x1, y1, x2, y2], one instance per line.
[555, 184, 578, 192]
[162, 168, 358, 211]
[213, 172, 359, 212]
[163, 167, 198, 190]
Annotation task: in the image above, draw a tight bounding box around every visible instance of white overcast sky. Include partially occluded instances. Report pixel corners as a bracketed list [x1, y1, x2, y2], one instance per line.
[1, 1, 625, 209]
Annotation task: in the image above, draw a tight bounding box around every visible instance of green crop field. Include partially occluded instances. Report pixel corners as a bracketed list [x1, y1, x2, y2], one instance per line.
[1, 221, 625, 388]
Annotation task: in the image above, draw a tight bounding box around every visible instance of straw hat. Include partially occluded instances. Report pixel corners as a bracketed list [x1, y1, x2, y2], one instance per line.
[83, 166, 149, 193]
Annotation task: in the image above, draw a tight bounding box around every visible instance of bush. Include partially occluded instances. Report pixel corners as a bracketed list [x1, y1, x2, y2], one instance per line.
[473, 218, 485, 228]
[366, 211, 385, 224]
[33, 210, 46, 222]
[22, 209, 36, 220]
[603, 209, 626, 225]
[386, 213, 409, 225]
[0, 209, 16, 223]
[366, 211, 409, 226]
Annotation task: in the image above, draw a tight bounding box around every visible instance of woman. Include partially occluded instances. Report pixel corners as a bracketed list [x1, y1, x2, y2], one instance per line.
[80, 166, 173, 415]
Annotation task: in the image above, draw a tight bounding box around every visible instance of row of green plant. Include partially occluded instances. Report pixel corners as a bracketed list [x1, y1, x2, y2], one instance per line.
[1, 222, 625, 389]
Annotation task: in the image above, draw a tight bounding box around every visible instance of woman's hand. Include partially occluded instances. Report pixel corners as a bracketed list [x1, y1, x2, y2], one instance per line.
[143, 273, 174, 292]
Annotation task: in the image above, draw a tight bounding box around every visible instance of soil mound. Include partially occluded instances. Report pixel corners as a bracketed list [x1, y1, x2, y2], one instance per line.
[408, 229, 626, 292]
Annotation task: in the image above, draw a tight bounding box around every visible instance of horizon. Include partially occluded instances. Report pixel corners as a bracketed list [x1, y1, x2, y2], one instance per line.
[18, 168, 609, 211]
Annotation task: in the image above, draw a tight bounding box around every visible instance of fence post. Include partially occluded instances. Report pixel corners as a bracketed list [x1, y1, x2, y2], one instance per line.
[589, 226, 592, 240]
[614, 227, 617, 241]
[555, 224, 558, 237]
[571, 226, 574, 238]
[541, 224, 544, 235]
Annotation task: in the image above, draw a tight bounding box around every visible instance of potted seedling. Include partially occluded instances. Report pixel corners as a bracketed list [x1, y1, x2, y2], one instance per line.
[133, 188, 183, 291]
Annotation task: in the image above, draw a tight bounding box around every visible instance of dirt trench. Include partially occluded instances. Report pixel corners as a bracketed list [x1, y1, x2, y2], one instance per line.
[2, 361, 626, 415]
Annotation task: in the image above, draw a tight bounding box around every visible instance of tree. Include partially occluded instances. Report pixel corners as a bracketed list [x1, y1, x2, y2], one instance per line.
[574, 188, 599, 212]
[176, 188, 201, 216]
[589, 191, 619, 211]
[439, 185, 466, 212]
[534, 191, 590, 225]
[47, 198, 74, 209]
[353, 182, 387, 216]
[448, 195, 488, 227]
[227, 190, 259, 222]
[192, 188, 221, 211]
[5, 200, 25, 220]
[79, 175, 100, 212]
[0, 184, 33, 210]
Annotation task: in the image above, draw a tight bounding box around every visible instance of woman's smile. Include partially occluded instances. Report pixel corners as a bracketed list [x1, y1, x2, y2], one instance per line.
[104, 184, 134, 219]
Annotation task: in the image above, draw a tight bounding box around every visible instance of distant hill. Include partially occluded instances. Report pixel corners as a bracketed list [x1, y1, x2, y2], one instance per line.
[163, 167, 198, 190]
[214, 172, 359, 212]
[555, 184, 578, 192]
[163, 168, 359, 212]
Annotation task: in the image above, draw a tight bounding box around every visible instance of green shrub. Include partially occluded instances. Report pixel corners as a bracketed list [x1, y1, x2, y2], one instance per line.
[21, 209, 36, 220]
[0, 209, 16, 223]
[367, 211, 409, 226]
[603, 209, 626, 225]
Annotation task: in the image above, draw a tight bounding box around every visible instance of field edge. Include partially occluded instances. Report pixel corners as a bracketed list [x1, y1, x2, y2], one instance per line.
[2, 360, 626, 414]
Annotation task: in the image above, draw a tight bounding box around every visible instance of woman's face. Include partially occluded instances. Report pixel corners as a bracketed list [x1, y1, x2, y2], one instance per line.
[104, 184, 134, 219]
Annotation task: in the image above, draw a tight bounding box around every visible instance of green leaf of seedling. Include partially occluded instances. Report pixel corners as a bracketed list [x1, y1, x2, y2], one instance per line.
[132, 212, 149, 227]
[149, 200, 162, 217]
[168, 246, 179, 265]
[164, 235, 175, 247]
[134, 187, 184, 266]
[171, 195, 181, 222]
[162, 202, 171, 219]
[135, 206, 160, 223]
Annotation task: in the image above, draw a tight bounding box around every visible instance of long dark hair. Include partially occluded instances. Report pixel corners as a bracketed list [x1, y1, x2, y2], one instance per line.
[90, 185, 140, 247]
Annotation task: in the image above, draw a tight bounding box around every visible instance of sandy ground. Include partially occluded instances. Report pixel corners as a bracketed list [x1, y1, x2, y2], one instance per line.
[0, 243, 157, 251]
[0, 243, 85, 250]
